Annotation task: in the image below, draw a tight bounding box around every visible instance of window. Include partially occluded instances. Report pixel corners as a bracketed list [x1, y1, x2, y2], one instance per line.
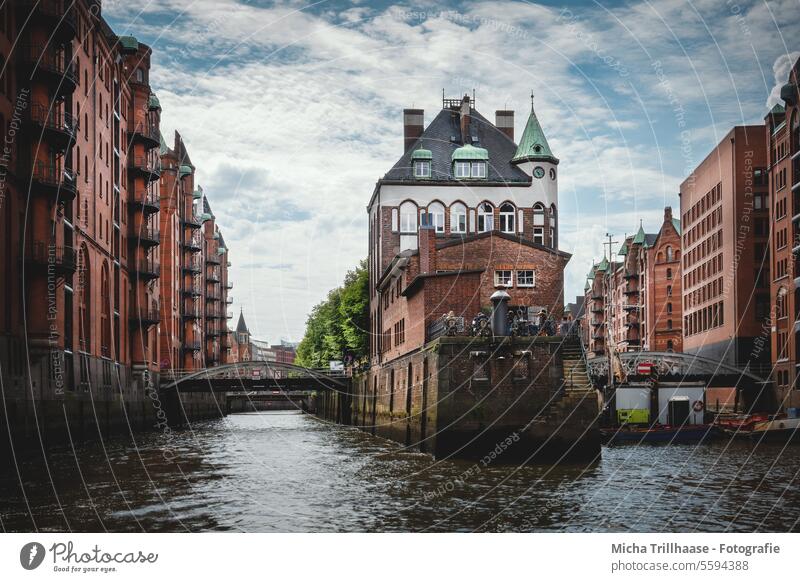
[454, 161, 470, 178]
[533, 203, 544, 244]
[427, 202, 445, 233]
[494, 270, 512, 287]
[549, 204, 557, 248]
[517, 270, 535, 287]
[667, 267, 673, 279]
[399, 201, 418, 251]
[478, 203, 494, 232]
[450, 202, 467, 233]
[471, 162, 486, 178]
[499, 203, 515, 233]
[414, 160, 431, 178]
[666, 246, 674, 262]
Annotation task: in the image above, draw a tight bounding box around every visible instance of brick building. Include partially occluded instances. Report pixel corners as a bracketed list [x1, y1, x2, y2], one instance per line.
[679, 126, 770, 373]
[766, 56, 800, 409]
[0, 2, 235, 449]
[367, 94, 570, 368]
[158, 132, 233, 371]
[583, 207, 682, 356]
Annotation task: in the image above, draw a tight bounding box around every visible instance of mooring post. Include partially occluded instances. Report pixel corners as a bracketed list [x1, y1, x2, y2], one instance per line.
[490, 290, 511, 337]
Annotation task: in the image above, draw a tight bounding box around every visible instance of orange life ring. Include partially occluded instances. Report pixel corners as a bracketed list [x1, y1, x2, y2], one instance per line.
[693, 400, 704, 412]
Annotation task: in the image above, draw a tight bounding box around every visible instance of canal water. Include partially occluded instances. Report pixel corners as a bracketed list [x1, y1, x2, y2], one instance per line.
[2, 411, 800, 532]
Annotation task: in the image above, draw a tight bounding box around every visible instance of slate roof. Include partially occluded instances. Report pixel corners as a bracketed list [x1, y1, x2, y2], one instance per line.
[382, 107, 531, 184]
[236, 310, 249, 333]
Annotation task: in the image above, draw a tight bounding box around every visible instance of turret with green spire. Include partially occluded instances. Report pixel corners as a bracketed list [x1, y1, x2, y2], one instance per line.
[512, 92, 559, 165]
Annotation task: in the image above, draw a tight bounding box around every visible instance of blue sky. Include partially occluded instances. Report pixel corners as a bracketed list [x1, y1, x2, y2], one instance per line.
[105, 0, 799, 343]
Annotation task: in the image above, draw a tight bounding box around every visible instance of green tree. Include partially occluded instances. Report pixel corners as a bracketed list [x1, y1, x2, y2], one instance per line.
[296, 260, 369, 368]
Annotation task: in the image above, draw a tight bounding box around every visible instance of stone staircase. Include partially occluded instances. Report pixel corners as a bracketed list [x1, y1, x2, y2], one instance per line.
[562, 340, 595, 395]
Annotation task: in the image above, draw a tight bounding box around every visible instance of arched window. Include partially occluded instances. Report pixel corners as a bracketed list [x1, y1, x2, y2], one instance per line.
[667, 285, 672, 297]
[666, 340, 674, 352]
[532, 203, 545, 245]
[399, 201, 418, 250]
[667, 302, 673, 314]
[666, 267, 672, 279]
[478, 202, 494, 232]
[499, 203, 515, 233]
[450, 202, 467, 234]
[427, 202, 445, 233]
[101, 263, 110, 358]
[549, 204, 557, 248]
[78, 245, 91, 352]
[666, 246, 674, 262]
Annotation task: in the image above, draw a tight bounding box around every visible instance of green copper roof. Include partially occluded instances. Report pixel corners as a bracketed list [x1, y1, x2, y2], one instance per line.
[218, 247, 227, 255]
[512, 105, 558, 164]
[119, 36, 139, 51]
[159, 131, 168, 155]
[148, 93, 161, 110]
[587, 264, 596, 279]
[564, 304, 572, 313]
[584, 280, 590, 292]
[213, 232, 220, 240]
[770, 103, 785, 115]
[200, 212, 213, 223]
[632, 224, 646, 245]
[596, 257, 609, 272]
[671, 218, 681, 234]
[451, 144, 488, 161]
[179, 164, 193, 177]
[411, 148, 432, 160]
[617, 241, 628, 256]
[193, 186, 203, 200]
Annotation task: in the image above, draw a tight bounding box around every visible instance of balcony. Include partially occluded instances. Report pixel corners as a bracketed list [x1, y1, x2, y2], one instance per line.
[127, 121, 160, 150]
[182, 213, 202, 229]
[206, 268, 221, 283]
[624, 288, 639, 295]
[225, 295, 233, 305]
[130, 309, 160, 327]
[22, 242, 77, 275]
[182, 306, 200, 320]
[17, 45, 78, 97]
[134, 260, 160, 280]
[129, 188, 160, 215]
[183, 259, 201, 274]
[592, 333, 605, 341]
[206, 327, 220, 337]
[27, 104, 78, 151]
[591, 307, 603, 314]
[206, 253, 221, 265]
[591, 319, 602, 327]
[14, 1, 77, 41]
[226, 310, 233, 319]
[183, 340, 201, 351]
[623, 270, 637, 279]
[225, 282, 233, 290]
[206, 289, 221, 301]
[29, 161, 77, 202]
[132, 227, 160, 248]
[182, 284, 201, 296]
[128, 156, 161, 182]
[626, 320, 640, 328]
[591, 294, 604, 301]
[623, 304, 641, 311]
[183, 234, 202, 252]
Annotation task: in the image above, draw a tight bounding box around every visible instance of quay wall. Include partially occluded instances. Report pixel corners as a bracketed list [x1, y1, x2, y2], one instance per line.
[318, 336, 601, 463]
[0, 345, 226, 464]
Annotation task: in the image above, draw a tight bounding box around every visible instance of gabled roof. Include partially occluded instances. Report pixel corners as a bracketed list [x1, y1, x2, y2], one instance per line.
[672, 218, 681, 235]
[512, 104, 558, 165]
[382, 108, 530, 184]
[632, 224, 646, 245]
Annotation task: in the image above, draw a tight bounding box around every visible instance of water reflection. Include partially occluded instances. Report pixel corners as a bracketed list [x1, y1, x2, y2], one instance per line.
[1, 411, 799, 532]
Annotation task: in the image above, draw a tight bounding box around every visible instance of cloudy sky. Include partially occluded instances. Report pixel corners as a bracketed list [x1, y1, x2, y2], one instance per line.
[105, 0, 799, 343]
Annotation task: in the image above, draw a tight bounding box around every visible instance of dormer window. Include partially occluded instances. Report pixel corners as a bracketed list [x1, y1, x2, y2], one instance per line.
[451, 144, 488, 179]
[411, 148, 432, 179]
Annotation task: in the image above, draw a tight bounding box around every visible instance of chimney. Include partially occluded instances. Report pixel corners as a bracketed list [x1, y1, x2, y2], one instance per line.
[495, 110, 514, 141]
[403, 108, 424, 152]
[418, 220, 437, 275]
[664, 206, 673, 222]
[459, 94, 471, 144]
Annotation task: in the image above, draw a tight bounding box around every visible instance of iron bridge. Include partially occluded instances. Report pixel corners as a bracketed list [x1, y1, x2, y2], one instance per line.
[587, 351, 768, 385]
[160, 361, 350, 393]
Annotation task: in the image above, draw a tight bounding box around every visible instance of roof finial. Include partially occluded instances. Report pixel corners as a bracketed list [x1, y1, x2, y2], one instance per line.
[530, 90, 535, 111]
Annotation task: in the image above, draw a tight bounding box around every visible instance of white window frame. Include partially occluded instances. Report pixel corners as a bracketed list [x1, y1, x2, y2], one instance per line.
[450, 203, 467, 233]
[471, 161, 486, 178]
[428, 202, 445, 233]
[494, 270, 513, 287]
[399, 202, 418, 234]
[533, 227, 544, 245]
[499, 204, 515, 233]
[533, 203, 545, 226]
[478, 203, 494, 232]
[454, 161, 470, 178]
[414, 160, 431, 178]
[517, 270, 535, 287]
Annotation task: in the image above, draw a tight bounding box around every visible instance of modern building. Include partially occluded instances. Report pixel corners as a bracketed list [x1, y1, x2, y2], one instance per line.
[766, 56, 800, 410]
[679, 126, 771, 374]
[367, 94, 570, 368]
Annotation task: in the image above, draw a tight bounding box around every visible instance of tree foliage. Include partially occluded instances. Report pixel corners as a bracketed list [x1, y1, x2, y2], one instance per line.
[295, 260, 369, 368]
